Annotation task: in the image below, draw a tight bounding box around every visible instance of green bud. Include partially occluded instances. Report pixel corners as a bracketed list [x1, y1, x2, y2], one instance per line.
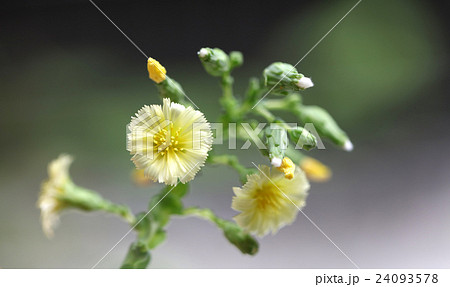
[156, 75, 185, 103]
[229, 51, 243, 69]
[288, 127, 317, 151]
[222, 222, 259, 255]
[263, 62, 313, 95]
[297, 105, 353, 151]
[198, 47, 230, 77]
[120, 242, 151, 269]
[264, 124, 288, 167]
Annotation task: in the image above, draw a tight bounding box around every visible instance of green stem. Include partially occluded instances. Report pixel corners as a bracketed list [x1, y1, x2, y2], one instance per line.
[207, 154, 255, 183]
[182, 207, 259, 255]
[252, 105, 276, 122]
[104, 203, 136, 224]
[220, 73, 239, 123]
[263, 93, 302, 111]
[182, 207, 226, 228]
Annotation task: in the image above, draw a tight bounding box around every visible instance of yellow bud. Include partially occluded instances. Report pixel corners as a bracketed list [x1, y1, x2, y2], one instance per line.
[300, 157, 332, 182]
[276, 157, 295, 179]
[131, 169, 153, 187]
[147, 57, 166, 83]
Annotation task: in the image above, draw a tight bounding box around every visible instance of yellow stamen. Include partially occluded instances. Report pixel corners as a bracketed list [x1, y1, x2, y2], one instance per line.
[276, 157, 295, 179]
[152, 122, 184, 156]
[300, 157, 332, 182]
[147, 57, 167, 83]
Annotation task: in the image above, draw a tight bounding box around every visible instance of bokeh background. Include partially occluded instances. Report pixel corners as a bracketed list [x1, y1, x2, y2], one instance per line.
[1, 0, 449, 268]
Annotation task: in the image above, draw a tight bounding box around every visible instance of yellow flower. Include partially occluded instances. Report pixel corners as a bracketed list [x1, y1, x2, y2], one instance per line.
[276, 157, 295, 179]
[38, 154, 73, 238]
[300, 157, 332, 182]
[147, 57, 166, 83]
[127, 98, 213, 185]
[232, 165, 309, 237]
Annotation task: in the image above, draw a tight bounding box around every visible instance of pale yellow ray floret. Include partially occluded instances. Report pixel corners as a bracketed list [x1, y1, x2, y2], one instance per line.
[232, 165, 310, 237]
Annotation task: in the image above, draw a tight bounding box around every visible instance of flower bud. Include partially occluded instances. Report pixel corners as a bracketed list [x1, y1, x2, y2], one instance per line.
[156, 75, 185, 103]
[297, 105, 352, 151]
[222, 221, 259, 255]
[264, 124, 288, 167]
[229, 51, 243, 69]
[263, 62, 313, 95]
[147, 57, 166, 83]
[120, 242, 151, 269]
[198, 47, 230, 77]
[288, 126, 317, 151]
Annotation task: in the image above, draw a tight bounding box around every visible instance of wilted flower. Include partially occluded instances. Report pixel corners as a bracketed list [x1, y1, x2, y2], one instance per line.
[232, 165, 309, 237]
[38, 154, 73, 238]
[38, 154, 127, 238]
[127, 98, 213, 185]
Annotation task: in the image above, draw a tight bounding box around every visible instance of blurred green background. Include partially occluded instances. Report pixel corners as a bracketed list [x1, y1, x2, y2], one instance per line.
[0, 0, 449, 268]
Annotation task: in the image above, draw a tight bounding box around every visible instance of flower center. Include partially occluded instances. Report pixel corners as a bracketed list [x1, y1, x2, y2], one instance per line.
[153, 122, 184, 156]
[255, 184, 282, 211]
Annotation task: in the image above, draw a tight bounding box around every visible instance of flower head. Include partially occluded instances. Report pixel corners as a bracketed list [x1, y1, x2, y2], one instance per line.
[38, 154, 73, 238]
[232, 165, 309, 237]
[38, 155, 131, 238]
[300, 157, 332, 182]
[127, 98, 213, 185]
[147, 57, 167, 83]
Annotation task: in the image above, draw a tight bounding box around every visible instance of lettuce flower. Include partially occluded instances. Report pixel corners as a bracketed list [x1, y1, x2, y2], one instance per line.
[232, 165, 309, 237]
[127, 98, 212, 185]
